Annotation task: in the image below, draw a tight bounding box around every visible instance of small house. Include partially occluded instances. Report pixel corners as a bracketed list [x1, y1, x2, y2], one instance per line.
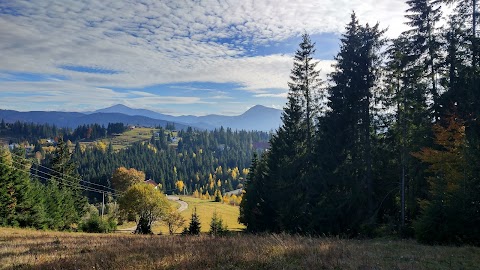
[144, 179, 158, 189]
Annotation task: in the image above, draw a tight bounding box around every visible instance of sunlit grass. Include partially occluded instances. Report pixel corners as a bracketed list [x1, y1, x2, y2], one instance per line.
[149, 196, 244, 234]
[178, 196, 245, 232]
[1, 227, 479, 270]
[107, 127, 156, 150]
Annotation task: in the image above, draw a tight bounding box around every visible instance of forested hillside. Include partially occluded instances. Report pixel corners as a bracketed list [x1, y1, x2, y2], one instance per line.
[68, 127, 269, 199]
[241, 1, 480, 245]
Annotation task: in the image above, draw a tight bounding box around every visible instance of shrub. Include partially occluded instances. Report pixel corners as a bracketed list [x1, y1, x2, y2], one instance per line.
[209, 211, 228, 236]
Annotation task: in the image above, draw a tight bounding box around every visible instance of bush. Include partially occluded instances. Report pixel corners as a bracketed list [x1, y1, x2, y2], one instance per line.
[79, 206, 116, 233]
[209, 211, 228, 236]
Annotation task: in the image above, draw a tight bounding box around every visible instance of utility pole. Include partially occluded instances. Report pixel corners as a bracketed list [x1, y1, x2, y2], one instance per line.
[101, 192, 105, 218]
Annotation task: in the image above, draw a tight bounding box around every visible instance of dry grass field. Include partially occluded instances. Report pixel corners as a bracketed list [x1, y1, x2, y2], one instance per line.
[1, 227, 479, 270]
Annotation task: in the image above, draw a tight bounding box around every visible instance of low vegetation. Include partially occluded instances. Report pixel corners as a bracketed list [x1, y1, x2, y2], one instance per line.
[1, 227, 479, 270]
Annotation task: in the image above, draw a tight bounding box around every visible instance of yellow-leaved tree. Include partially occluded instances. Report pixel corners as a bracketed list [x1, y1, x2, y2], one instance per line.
[175, 180, 185, 194]
[111, 167, 145, 193]
[119, 183, 169, 234]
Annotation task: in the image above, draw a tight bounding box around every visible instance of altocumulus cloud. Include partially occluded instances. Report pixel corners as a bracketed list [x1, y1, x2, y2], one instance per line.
[0, 0, 409, 112]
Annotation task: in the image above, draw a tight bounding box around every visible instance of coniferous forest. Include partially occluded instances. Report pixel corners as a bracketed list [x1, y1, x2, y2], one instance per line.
[240, 1, 480, 245]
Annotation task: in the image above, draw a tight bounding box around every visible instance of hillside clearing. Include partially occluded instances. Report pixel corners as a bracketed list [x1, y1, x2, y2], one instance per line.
[103, 127, 157, 151]
[75, 128, 180, 151]
[141, 196, 244, 234]
[169, 196, 244, 232]
[1, 227, 479, 270]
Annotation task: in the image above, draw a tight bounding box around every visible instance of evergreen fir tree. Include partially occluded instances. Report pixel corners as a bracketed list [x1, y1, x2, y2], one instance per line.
[209, 211, 227, 236]
[315, 13, 385, 234]
[404, 0, 443, 117]
[264, 34, 319, 233]
[187, 207, 201, 235]
[50, 138, 87, 222]
[0, 149, 16, 226]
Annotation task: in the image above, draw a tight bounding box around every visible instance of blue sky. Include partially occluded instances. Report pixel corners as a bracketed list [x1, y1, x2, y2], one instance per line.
[0, 0, 411, 116]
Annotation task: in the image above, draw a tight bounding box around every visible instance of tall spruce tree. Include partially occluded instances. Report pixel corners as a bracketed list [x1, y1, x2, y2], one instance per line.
[264, 33, 323, 233]
[384, 34, 433, 233]
[315, 13, 385, 234]
[288, 33, 323, 150]
[404, 0, 443, 117]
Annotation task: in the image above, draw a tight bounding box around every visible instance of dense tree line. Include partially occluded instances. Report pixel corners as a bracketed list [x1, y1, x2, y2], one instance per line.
[0, 120, 127, 143]
[0, 120, 62, 143]
[65, 123, 127, 142]
[241, 1, 480, 245]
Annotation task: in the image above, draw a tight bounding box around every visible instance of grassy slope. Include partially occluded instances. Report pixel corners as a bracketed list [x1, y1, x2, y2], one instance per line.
[150, 196, 245, 234]
[1, 227, 479, 270]
[78, 128, 179, 151]
[104, 127, 156, 151]
[178, 196, 244, 232]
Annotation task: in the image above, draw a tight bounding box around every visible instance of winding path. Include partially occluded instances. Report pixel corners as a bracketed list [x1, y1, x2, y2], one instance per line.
[117, 195, 189, 232]
[166, 195, 188, 212]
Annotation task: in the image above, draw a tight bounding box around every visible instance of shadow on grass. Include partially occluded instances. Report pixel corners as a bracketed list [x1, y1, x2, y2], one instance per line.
[2, 231, 480, 270]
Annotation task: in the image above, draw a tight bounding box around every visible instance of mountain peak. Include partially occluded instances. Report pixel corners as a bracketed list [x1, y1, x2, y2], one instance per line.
[242, 105, 279, 115]
[111, 104, 130, 108]
[104, 104, 131, 110]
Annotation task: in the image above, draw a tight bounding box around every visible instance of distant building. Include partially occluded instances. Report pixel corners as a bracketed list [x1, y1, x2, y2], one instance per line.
[144, 179, 158, 189]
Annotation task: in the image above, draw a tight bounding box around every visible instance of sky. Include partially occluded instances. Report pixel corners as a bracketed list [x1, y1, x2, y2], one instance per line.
[0, 0, 412, 116]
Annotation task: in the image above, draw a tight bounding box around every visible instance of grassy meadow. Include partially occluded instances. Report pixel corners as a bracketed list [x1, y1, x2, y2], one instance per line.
[76, 128, 179, 151]
[104, 127, 157, 151]
[171, 196, 245, 232]
[1, 227, 479, 270]
[118, 196, 244, 234]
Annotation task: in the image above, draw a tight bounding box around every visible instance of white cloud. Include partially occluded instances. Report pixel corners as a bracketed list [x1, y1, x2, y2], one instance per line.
[0, 0, 418, 113]
[254, 93, 288, 98]
[0, 81, 207, 112]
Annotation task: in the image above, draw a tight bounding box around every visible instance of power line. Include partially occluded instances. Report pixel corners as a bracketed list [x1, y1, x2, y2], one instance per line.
[10, 157, 121, 195]
[0, 158, 121, 196]
[8, 151, 118, 193]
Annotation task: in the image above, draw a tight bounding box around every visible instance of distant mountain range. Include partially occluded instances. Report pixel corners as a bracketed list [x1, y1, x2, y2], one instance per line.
[0, 104, 282, 132]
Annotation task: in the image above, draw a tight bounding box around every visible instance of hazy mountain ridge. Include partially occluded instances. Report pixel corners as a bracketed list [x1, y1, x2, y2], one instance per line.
[0, 105, 282, 131]
[93, 104, 282, 131]
[0, 110, 192, 130]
